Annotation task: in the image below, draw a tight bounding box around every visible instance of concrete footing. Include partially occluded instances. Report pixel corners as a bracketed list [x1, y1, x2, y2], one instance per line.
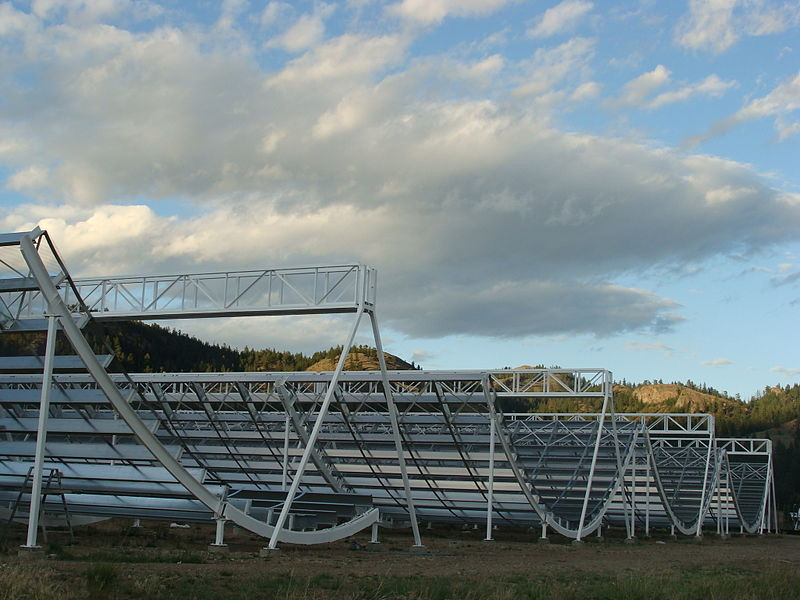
[17, 546, 44, 559]
[410, 544, 428, 553]
[208, 544, 229, 553]
[537, 537, 550, 544]
[259, 547, 280, 557]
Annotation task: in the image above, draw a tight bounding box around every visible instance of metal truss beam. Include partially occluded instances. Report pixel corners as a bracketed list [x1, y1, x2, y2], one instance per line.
[3, 265, 377, 321]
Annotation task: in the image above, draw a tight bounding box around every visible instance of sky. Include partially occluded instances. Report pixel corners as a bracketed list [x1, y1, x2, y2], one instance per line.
[0, 0, 798, 399]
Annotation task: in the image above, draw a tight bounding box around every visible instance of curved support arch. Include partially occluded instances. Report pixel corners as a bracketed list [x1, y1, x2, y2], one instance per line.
[723, 453, 771, 534]
[481, 381, 639, 538]
[645, 433, 722, 536]
[19, 234, 378, 546]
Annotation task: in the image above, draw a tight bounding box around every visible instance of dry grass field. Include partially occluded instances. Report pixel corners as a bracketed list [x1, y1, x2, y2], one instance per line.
[2, 520, 799, 599]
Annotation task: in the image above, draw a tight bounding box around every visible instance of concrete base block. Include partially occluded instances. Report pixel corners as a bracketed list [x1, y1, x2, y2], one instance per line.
[624, 537, 637, 545]
[208, 544, 229, 553]
[410, 544, 427, 553]
[537, 537, 550, 545]
[571, 539, 584, 546]
[17, 546, 44, 558]
[259, 547, 280, 557]
[17, 546, 44, 559]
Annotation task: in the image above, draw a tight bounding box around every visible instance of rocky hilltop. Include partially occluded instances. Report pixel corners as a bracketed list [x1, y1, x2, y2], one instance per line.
[630, 383, 738, 413]
[305, 350, 414, 372]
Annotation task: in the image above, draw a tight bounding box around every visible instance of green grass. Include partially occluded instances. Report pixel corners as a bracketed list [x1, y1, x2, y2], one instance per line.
[1, 562, 798, 599]
[45, 544, 206, 564]
[85, 563, 117, 600]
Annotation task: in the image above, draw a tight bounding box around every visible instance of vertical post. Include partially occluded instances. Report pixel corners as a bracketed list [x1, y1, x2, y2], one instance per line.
[696, 429, 714, 537]
[212, 519, 226, 547]
[267, 308, 364, 550]
[576, 372, 612, 541]
[370, 521, 380, 544]
[715, 477, 722, 536]
[645, 451, 651, 537]
[485, 414, 496, 541]
[22, 314, 58, 550]
[630, 459, 637, 539]
[771, 464, 778, 533]
[725, 473, 731, 536]
[281, 415, 290, 491]
[759, 452, 772, 535]
[369, 310, 423, 548]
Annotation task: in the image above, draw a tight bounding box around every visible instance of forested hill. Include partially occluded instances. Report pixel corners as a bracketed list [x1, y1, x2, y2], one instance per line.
[0, 321, 419, 373]
[1, 321, 799, 508]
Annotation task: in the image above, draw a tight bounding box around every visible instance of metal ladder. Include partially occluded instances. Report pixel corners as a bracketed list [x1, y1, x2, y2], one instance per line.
[2, 466, 74, 544]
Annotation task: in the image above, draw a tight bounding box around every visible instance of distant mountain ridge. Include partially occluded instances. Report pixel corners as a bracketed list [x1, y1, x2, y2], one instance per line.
[630, 383, 737, 413]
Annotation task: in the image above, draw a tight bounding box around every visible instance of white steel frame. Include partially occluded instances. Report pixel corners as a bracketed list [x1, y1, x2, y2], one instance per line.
[0, 228, 777, 547]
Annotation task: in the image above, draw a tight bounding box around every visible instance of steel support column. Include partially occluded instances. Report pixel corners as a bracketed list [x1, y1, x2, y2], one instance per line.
[267, 308, 365, 549]
[485, 413, 496, 541]
[696, 424, 715, 537]
[369, 310, 423, 548]
[21, 314, 57, 550]
[575, 378, 611, 541]
[645, 451, 651, 537]
[282, 415, 290, 491]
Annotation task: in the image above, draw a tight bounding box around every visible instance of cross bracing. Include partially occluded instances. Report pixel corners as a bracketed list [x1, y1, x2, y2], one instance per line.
[0, 228, 776, 550]
[0, 372, 774, 540]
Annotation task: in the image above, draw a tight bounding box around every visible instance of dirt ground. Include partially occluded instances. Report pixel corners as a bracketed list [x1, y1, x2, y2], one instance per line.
[6, 519, 800, 579]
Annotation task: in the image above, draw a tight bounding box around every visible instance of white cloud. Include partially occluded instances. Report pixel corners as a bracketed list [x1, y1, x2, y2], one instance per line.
[268, 34, 408, 88]
[701, 358, 733, 366]
[178, 314, 368, 355]
[6, 166, 50, 191]
[571, 81, 601, 102]
[268, 5, 334, 52]
[675, 0, 800, 54]
[647, 74, 737, 109]
[259, 2, 291, 26]
[616, 65, 670, 106]
[744, 0, 800, 35]
[675, 0, 738, 54]
[528, 0, 593, 38]
[386, 0, 509, 26]
[736, 72, 800, 139]
[515, 37, 595, 97]
[455, 54, 505, 83]
[771, 366, 800, 376]
[1, 5, 800, 346]
[687, 72, 800, 144]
